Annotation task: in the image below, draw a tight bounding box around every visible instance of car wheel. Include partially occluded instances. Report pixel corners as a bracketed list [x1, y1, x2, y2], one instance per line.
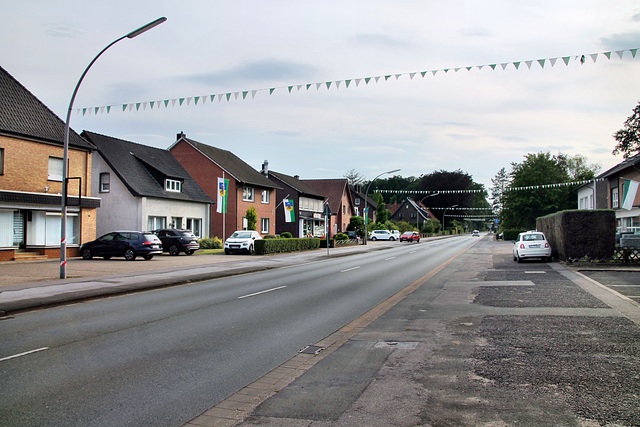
[390, 237, 395, 241]
[224, 249, 230, 255]
[186, 250, 194, 255]
[371, 237, 377, 241]
[513, 254, 518, 261]
[248, 244, 254, 255]
[416, 239, 420, 243]
[517, 255, 522, 263]
[81, 248, 92, 260]
[143, 254, 154, 260]
[124, 248, 136, 261]
[169, 244, 179, 256]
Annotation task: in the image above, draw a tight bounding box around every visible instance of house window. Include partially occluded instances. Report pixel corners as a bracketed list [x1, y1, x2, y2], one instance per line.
[261, 189, 270, 204]
[243, 186, 254, 202]
[0, 148, 4, 175]
[612, 188, 619, 209]
[355, 198, 360, 205]
[99, 172, 110, 193]
[171, 217, 183, 229]
[148, 216, 166, 231]
[48, 156, 63, 181]
[186, 218, 202, 237]
[242, 217, 248, 230]
[261, 217, 270, 234]
[165, 179, 182, 193]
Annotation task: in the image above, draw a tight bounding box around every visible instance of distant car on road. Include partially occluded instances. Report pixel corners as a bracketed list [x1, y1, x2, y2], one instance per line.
[153, 229, 199, 256]
[472, 230, 480, 237]
[369, 230, 395, 241]
[513, 231, 552, 262]
[80, 231, 162, 261]
[400, 231, 420, 242]
[224, 230, 262, 254]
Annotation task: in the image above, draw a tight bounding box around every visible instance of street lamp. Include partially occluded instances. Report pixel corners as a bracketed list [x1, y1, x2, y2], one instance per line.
[363, 168, 400, 245]
[414, 192, 439, 232]
[60, 17, 167, 279]
[442, 204, 458, 235]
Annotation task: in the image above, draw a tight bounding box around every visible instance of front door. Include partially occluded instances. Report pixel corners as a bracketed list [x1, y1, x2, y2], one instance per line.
[13, 211, 25, 250]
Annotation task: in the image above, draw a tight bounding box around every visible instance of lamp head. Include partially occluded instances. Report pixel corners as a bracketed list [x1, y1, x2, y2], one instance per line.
[127, 17, 167, 39]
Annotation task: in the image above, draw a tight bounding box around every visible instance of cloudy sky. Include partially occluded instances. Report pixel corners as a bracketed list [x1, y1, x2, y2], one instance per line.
[3, 0, 640, 192]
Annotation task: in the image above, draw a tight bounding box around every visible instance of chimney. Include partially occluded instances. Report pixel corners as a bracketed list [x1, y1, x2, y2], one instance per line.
[177, 131, 185, 141]
[262, 160, 269, 177]
[294, 175, 300, 180]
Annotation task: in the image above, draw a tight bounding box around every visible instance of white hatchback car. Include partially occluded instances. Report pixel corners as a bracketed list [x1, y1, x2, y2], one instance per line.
[369, 230, 396, 241]
[224, 230, 262, 254]
[513, 231, 552, 262]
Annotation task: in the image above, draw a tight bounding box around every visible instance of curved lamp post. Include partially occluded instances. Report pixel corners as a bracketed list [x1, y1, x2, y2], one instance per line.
[363, 168, 400, 245]
[442, 204, 458, 235]
[61, 17, 167, 278]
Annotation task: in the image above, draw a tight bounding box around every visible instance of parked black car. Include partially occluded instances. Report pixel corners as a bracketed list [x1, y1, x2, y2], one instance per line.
[80, 231, 163, 261]
[153, 229, 199, 255]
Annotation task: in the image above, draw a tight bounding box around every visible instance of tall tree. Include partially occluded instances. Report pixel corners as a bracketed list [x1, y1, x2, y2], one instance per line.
[344, 169, 365, 187]
[418, 170, 486, 223]
[612, 101, 640, 159]
[491, 167, 509, 216]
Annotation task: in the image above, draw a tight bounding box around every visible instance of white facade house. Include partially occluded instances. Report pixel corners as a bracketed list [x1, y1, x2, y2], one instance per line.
[83, 131, 212, 238]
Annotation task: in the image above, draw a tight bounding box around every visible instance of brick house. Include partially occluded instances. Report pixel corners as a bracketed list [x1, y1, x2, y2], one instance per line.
[82, 131, 212, 238]
[301, 178, 355, 236]
[169, 133, 280, 240]
[0, 66, 99, 260]
[389, 197, 437, 229]
[263, 166, 327, 237]
[348, 186, 378, 224]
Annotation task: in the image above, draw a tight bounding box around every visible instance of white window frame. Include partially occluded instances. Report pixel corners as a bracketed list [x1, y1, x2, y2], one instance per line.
[186, 218, 202, 237]
[165, 179, 182, 193]
[147, 216, 166, 231]
[612, 188, 619, 209]
[261, 189, 270, 204]
[99, 172, 110, 193]
[243, 186, 254, 202]
[261, 217, 270, 234]
[48, 156, 63, 181]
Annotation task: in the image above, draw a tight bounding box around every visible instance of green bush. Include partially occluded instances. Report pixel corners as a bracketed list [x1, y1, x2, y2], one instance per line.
[502, 229, 525, 241]
[334, 233, 348, 241]
[199, 237, 223, 249]
[281, 232, 293, 239]
[254, 237, 322, 255]
[263, 234, 276, 239]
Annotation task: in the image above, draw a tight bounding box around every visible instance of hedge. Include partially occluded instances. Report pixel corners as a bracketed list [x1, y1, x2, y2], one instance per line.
[254, 237, 322, 255]
[502, 229, 525, 241]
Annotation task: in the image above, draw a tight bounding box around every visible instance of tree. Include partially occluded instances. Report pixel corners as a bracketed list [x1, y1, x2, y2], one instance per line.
[612, 101, 640, 159]
[344, 169, 365, 187]
[373, 192, 391, 223]
[347, 216, 365, 237]
[491, 167, 509, 216]
[501, 152, 598, 229]
[245, 206, 257, 231]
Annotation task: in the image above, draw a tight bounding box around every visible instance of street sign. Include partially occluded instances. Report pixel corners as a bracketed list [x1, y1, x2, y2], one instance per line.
[323, 203, 333, 217]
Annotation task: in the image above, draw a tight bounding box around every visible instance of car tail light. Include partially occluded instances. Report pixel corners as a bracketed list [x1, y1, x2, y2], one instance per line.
[545, 242, 550, 248]
[142, 241, 154, 245]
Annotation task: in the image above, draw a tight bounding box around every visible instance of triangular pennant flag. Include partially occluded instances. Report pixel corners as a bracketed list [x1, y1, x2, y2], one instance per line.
[604, 51, 611, 60]
[365, 77, 371, 84]
[374, 76, 381, 82]
[513, 62, 520, 69]
[186, 97, 192, 105]
[179, 98, 185, 106]
[631, 48, 637, 58]
[82, 108, 87, 116]
[122, 104, 127, 111]
[409, 72, 416, 79]
[142, 102, 148, 109]
[136, 102, 141, 110]
[106, 106, 111, 114]
[477, 65, 484, 70]
[525, 60, 533, 69]
[489, 64, 496, 70]
[164, 100, 170, 108]
[394, 74, 402, 79]
[251, 90, 258, 98]
[193, 97, 199, 105]
[335, 80, 341, 88]
[537, 59, 546, 68]
[501, 63, 509, 70]
[297, 84, 304, 91]
[233, 92, 239, 100]
[590, 53, 598, 62]
[431, 70, 438, 75]
[444, 68, 450, 73]
[242, 91, 248, 99]
[210, 95, 215, 102]
[355, 78, 362, 86]
[549, 57, 558, 67]
[150, 101, 155, 109]
[421, 71, 428, 77]
[465, 66, 472, 71]
[218, 94, 224, 102]
[95, 107, 100, 115]
[384, 75, 392, 81]
[288, 86, 293, 93]
[226, 93, 231, 101]
[562, 56, 571, 65]
[306, 83, 312, 90]
[269, 88, 275, 95]
[616, 50, 625, 59]
[345, 79, 351, 87]
[316, 82, 322, 90]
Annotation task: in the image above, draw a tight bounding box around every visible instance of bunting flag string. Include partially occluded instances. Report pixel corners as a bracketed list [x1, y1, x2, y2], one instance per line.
[425, 207, 493, 210]
[446, 215, 498, 219]
[505, 178, 605, 192]
[75, 48, 639, 115]
[375, 189, 484, 194]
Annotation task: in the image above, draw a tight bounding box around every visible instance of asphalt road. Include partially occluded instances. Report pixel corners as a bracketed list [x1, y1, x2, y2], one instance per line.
[0, 236, 477, 426]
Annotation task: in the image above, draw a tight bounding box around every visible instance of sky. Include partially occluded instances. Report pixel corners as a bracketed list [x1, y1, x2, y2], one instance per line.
[2, 0, 640, 194]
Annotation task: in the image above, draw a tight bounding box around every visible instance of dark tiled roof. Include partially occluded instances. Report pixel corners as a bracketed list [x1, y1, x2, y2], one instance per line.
[598, 153, 640, 179]
[0, 66, 93, 150]
[269, 171, 326, 198]
[301, 178, 352, 214]
[82, 131, 212, 203]
[178, 136, 279, 189]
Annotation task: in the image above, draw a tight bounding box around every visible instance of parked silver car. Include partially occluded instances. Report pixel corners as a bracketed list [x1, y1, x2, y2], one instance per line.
[369, 230, 396, 241]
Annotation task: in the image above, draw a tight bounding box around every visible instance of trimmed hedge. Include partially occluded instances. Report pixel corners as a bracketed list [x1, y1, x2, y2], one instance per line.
[254, 237, 321, 255]
[536, 209, 615, 260]
[502, 229, 525, 241]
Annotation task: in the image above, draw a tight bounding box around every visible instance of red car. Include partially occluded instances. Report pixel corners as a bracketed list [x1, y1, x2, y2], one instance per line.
[400, 231, 420, 242]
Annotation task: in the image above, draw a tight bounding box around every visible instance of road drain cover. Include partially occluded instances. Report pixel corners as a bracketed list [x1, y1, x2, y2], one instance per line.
[299, 345, 325, 355]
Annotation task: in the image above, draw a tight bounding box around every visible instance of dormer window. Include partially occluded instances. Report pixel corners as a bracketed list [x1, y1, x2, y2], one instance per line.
[165, 179, 182, 193]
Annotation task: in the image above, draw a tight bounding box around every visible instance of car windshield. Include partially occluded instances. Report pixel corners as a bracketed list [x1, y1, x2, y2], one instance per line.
[232, 232, 252, 238]
[523, 234, 545, 241]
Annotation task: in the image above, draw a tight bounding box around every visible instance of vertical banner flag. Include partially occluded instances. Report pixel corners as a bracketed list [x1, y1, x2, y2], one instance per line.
[284, 199, 295, 222]
[622, 179, 639, 210]
[217, 177, 229, 213]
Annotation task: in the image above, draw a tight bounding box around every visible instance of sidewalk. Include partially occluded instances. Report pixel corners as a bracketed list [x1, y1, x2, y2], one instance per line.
[0, 240, 396, 315]
[185, 237, 640, 427]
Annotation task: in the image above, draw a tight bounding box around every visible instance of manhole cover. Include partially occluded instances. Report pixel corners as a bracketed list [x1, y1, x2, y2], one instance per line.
[298, 345, 325, 355]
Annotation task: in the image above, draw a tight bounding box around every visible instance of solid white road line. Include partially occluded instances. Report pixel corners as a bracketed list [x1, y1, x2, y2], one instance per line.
[341, 266, 361, 273]
[238, 286, 287, 299]
[385, 257, 396, 261]
[0, 347, 50, 363]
